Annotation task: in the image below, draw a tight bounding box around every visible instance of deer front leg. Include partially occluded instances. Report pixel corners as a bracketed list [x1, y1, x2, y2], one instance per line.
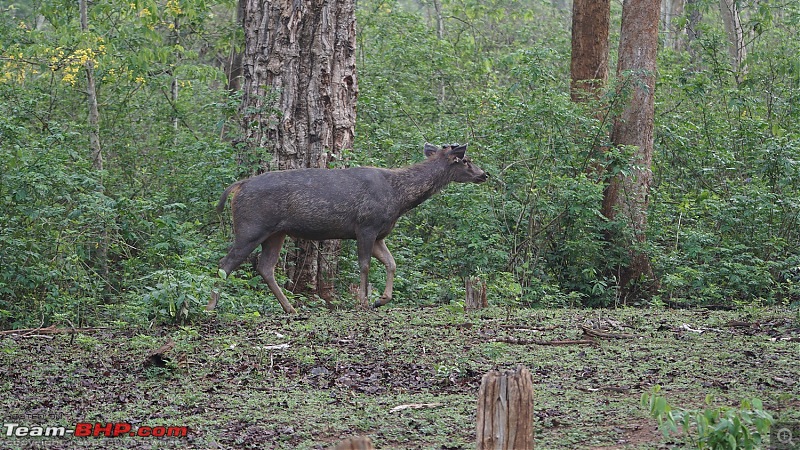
[371, 239, 396, 307]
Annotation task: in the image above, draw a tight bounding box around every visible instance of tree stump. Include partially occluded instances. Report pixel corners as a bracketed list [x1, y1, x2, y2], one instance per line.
[476, 365, 535, 450]
[332, 436, 374, 450]
[465, 276, 488, 311]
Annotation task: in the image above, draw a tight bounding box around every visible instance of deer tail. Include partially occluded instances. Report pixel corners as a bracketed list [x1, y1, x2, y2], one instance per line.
[216, 181, 243, 214]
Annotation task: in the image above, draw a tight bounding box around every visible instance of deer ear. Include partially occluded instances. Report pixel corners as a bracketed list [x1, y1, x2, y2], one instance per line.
[447, 143, 467, 159]
[423, 143, 439, 158]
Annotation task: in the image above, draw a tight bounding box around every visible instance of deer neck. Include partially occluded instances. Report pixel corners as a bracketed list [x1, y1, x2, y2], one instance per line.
[388, 159, 452, 214]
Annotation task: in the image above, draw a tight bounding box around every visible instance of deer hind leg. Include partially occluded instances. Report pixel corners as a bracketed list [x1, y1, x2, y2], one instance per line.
[371, 239, 396, 307]
[208, 233, 264, 311]
[256, 233, 296, 314]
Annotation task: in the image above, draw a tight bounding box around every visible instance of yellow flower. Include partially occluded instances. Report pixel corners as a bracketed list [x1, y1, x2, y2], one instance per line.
[166, 0, 183, 15]
[62, 73, 77, 86]
[135, 76, 145, 84]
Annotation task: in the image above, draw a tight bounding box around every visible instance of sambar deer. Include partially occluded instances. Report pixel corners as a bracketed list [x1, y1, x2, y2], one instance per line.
[209, 143, 487, 313]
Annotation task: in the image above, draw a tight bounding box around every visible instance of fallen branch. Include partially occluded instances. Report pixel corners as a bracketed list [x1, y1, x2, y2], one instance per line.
[0, 325, 108, 336]
[678, 323, 726, 334]
[492, 336, 595, 346]
[580, 326, 637, 340]
[577, 386, 631, 394]
[770, 336, 800, 343]
[390, 402, 443, 413]
[499, 325, 557, 332]
[725, 320, 756, 328]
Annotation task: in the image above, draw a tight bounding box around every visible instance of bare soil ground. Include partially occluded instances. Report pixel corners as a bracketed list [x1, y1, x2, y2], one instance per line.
[1, 306, 798, 449]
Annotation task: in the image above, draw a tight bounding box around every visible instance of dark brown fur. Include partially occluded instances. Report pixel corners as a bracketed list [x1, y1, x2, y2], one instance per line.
[211, 143, 487, 313]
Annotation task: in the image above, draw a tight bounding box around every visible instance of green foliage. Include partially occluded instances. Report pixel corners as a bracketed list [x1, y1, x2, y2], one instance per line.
[2, 0, 800, 326]
[652, 6, 800, 305]
[642, 386, 774, 449]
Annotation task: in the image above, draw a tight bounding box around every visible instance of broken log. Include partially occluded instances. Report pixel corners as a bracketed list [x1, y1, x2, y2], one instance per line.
[465, 276, 488, 311]
[476, 365, 535, 450]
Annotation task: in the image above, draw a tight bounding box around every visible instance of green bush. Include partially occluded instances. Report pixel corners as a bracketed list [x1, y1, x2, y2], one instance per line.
[642, 386, 774, 449]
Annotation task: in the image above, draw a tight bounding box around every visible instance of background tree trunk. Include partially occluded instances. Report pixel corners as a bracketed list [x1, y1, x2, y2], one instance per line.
[661, 0, 685, 50]
[225, 0, 245, 92]
[240, 0, 357, 305]
[569, 0, 609, 102]
[80, 0, 108, 297]
[685, 0, 703, 62]
[719, 0, 747, 80]
[602, 0, 660, 298]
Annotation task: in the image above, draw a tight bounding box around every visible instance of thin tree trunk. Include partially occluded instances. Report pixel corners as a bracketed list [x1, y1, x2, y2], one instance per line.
[432, 0, 446, 103]
[241, 0, 357, 305]
[226, 0, 245, 92]
[171, 18, 180, 136]
[570, 0, 609, 180]
[80, 0, 108, 296]
[80, 0, 102, 171]
[719, 0, 747, 80]
[661, 0, 685, 50]
[685, 0, 703, 62]
[602, 0, 660, 299]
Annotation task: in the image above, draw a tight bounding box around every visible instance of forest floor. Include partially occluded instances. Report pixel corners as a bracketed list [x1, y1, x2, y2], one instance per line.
[1, 306, 799, 449]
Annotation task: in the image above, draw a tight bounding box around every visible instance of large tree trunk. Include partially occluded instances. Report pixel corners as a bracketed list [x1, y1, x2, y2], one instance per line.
[602, 0, 660, 299]
[569, 0, 610, 102]
[241, 0, 357, 305]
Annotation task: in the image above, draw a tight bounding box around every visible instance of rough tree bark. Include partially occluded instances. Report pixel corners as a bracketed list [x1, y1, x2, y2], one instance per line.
[476, 366, 535, 450]
[602, 0, 660, 298]
[464, 277, 487, 311]
[569, 0, 609, 102]
[240, 0, 357, 305]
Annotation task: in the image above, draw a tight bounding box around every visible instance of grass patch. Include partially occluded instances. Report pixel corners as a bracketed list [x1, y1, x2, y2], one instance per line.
[1, 306, 798, 449]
